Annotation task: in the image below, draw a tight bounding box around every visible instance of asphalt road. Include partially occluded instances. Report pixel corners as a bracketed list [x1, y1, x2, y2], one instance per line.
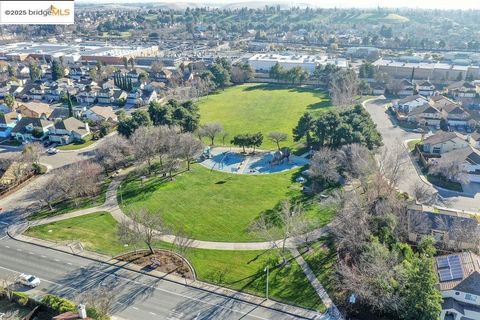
[0, 235, 311, 320]
[364, 98, 480, 213]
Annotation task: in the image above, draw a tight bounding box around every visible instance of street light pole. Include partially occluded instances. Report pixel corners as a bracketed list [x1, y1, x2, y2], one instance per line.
[264, 266, 269, 300]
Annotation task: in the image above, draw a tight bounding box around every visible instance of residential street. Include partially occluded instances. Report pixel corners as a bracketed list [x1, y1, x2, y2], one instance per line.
[364, 98, 480, 213]
[0, 236, 316, 320]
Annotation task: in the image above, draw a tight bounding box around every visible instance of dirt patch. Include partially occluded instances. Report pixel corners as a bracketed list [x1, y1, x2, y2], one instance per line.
[116, 249, 194, 279]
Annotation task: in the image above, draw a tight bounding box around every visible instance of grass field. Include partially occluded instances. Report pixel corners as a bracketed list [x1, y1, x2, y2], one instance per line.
[25, 212, 325, 311]
[198, 83, 332, 150]
[119, 164, 333, 242]
[57, 135, 95, 151]
[407, 139, 421, 152]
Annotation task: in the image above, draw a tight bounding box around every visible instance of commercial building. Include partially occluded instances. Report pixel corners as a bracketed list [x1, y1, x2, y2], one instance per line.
[0, 42, 160, 65]
[372, 59, 480, 83]
[248, 53, 348, 74]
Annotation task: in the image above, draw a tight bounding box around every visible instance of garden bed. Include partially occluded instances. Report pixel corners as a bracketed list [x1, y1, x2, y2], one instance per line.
[115, 249, 195, 279]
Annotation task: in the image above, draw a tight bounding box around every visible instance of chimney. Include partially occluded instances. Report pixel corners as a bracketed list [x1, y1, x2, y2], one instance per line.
[77, 304, 87, 319]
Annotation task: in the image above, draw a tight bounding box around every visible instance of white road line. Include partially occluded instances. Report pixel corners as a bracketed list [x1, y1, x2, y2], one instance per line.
[16, 249, 22, 252]
[41, 255, 46, 258]
[132, 307, 139, 310]
[5, 245, 9, 248]
[67, 262, 72, 265]
[29, 252, 34, 255]
[54, 259, 60, 262]
[0, 260, 273, 320]
[0, 236, 7, 241]
[149, 312, 156, 316]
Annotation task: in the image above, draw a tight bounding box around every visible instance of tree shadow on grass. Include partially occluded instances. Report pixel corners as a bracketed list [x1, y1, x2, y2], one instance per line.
[242, 83, 326, 96]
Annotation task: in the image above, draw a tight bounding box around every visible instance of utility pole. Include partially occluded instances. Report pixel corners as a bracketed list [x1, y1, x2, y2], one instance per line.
[264, 266, 269, 300]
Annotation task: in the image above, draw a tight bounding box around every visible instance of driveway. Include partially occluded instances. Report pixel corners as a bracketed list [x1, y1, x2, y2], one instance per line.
[364, 97, 480, 213]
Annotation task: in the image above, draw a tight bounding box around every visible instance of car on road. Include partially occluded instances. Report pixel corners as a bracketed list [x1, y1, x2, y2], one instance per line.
[412, 128, 424, 133]
[47, 148, 58, 155]
[16, 273, 40, 288]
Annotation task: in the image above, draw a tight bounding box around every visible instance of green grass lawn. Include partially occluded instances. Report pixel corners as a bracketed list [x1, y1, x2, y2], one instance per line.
[57, 135, 95, 150]
[198, 83, 332, 150]
[28, 177, 111, 221]
[119, 164, 333, 242]
[25, 212, 324, 311]
[407, 139, 421, 152]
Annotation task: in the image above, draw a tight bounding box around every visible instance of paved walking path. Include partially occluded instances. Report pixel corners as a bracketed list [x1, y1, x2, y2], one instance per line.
[26, 168, 331, 251]
[290, 248, 343, 320]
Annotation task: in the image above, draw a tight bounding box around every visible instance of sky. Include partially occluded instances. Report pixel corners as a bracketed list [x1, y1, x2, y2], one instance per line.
[76, 0, 480, 10]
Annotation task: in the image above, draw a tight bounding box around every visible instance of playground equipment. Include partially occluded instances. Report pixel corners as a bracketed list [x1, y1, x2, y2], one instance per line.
[272, 147, 291, 165]
[200, 146, 212, 161]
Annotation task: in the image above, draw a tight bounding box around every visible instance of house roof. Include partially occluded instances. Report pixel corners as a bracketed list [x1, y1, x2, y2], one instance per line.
[422, 131, 465, 146]
[435, 252, 480, 291]
[454, 272, 480, 296]
[408, 209, 479, 243]
[408, 103, 440, 116]
[54, 117, 88, 136]
[88, 106, 117, 122]
[470, 132, 480, 142]
[398, 94, 426, 104]
[442, 298, 464, 314]
[0, 111, 18, 125]
[439, 146, 480, 166]
[12, 117, 53, 133]
[49, 107, 71, 120]
[16, 101, 52, 117]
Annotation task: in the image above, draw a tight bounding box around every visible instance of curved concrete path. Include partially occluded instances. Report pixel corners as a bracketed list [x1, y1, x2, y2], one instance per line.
[26, 168, 329, 251]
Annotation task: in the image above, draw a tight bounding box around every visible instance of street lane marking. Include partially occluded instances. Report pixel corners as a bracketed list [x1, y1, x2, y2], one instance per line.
[16, 249, 22, 252]
[67, 262, 72, 265]
[54, 259, 60, 262]
[149, 312, 156, 316]
[41, 255, 46, 258]
[0, 255, 276, 320]
[28, 252, 34, 255]
[132, 307, 139, 310]
[4, 245, 9, 248]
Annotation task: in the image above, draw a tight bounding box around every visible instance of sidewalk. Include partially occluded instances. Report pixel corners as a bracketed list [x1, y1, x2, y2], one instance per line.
[290, 248, 343, 320]
[8, 229, 324, 320]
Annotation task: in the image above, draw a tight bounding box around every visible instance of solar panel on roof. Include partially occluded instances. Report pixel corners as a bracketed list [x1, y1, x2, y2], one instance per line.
[437, 256, 449, 269]
[439, 269, 453, 282]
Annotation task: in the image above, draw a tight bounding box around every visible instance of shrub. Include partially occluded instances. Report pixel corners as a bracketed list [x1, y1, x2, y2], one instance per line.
[41, 294, 76, 313]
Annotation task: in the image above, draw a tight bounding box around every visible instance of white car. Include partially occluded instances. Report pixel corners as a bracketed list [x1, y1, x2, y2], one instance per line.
[16, 273, 40, 288]
[47, 148, 58, 155]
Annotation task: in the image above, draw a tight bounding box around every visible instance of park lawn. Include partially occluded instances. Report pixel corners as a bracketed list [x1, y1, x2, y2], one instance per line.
[120, 164, 331, 242]
[25, 212, 324, 311]
[57, 135, 95, 150]
[198, 83, 332, 150]
[28, 177, 111, 221]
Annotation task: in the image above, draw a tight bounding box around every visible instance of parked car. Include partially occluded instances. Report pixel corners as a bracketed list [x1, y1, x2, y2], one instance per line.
[47, 148, 58, 155]
[412, 128, 424, 133]
[16, 274, 40, 288]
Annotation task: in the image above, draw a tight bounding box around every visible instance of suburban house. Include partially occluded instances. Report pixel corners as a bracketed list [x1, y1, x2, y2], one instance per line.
[16, 101, 53, 118]
[441, 103, 476, 128]
[448, 82, 478, 100]
[11, 117, 53, 141]
[469, 133, 480, 149]
[0, 83, 24, 99]
[407, 104, 442, 126]
[415, 80, 436, 96]
[398, 79, 415, 96]
[422, 131, 469, 154]
[0, 111, 19, 139]
[430, 146, 480, 183]
[0, 103, 11, 113]
[371, 83, 386, 95]
[151, 69, 173, 83]
[395, 95, 429, 113]
[125, 89, 157, 108]
[23, 83, 46, 100]
[408, 206, 480, 250]
[48, 117, 90, 145]
[69, 66, 88, 80]
[127, 69, 141, 83]
[76, 87, 99, 105]
[436, 251, 480, 320]
[97, 88, 127, 105]
[85, 106, 118, 123]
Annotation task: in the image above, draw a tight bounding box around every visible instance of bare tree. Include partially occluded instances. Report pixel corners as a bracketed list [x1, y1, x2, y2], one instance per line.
[177, 133, 203, 171]
[95, 135, 132, 172]
[336, 143, 375, 181]
[21, 142, 44, 165]
[121, 208, 168, 255]
[268, 132, 288, 150]
[0, 274, 17, 302]
[198, 123, 223, 145]
[131, 126, 160, 173]
[329, 69, 359, 109]
[377, 144, 407, 192]
[55, 161, 103, 207]
[309, 148, 340, 192]
[77, 287, 116, 319]
[34, 174, 62, 211]
[412, 182, 438, 205]
[429, 160, 470, 185]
